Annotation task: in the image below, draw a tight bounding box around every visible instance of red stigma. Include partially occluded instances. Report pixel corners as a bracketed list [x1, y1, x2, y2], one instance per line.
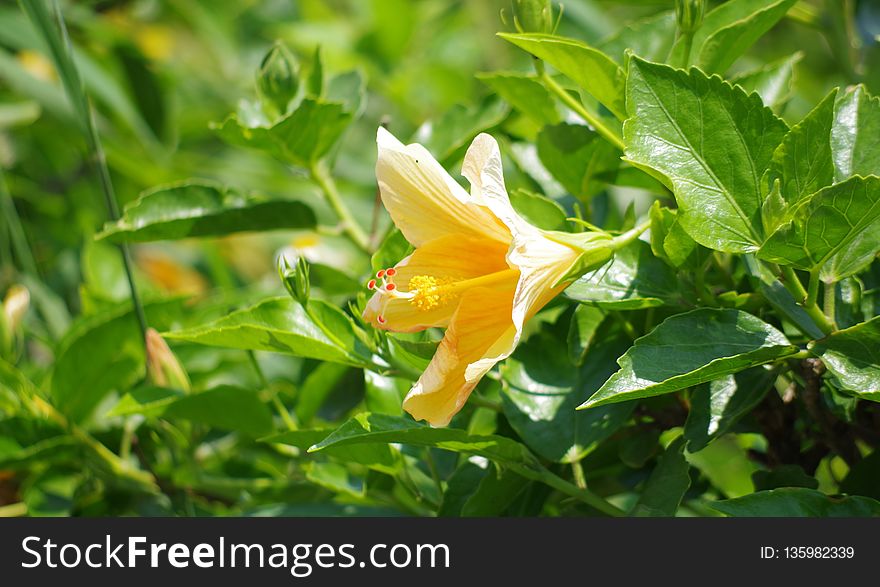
[377, 315, 386, 324]
[385, 268, 397, 277]
[377, 269, 385, 278]
[385, 283, 396, 291]
[367, 279, 376, 290]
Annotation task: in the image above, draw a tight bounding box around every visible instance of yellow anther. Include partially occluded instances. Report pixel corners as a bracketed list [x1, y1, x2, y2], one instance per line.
[408, 275, 454, 312]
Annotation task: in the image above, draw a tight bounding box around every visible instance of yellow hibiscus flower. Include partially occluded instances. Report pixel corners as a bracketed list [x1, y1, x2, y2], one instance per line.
[364, 128, 637, 426]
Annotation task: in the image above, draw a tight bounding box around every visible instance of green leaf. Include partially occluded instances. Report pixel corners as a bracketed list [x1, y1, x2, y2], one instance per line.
[265, 428, 399, 474]
[649, 203, 700, 268]
[113, 385, 273, 436]
[752, 465, 819, 491]
[536, 123, 618, 199]
[580, 309, 796, 408]
[364, 371, 408, 416]
[417, 98, 509, 164]
[686, 434, 758, 498]
[810, 315, 880, 400]
[476, 72, 560, 126]
[50, 300, 184, 423]
[438, 458, 530, 517]
[839, 450, 880, 500]
[498, 33, 626, 120]
[564, 240, 682, 309]
[370, 228, 412, 275]
[624, 57, 788, 253]
[831, 85, 880, 182]
[712, 487, 880, 517]
[758, 176, 880, 282]
[164, 297, 374, 368]
[743, 255, 826, 339]
[567, 305, 604, 365]
[731, 52, 801, 109]
[310, 413, 539, 469]
[508, 189, 567, 231]
[501, 330, 635, 463]
[598, 11, 675, 64]
[213, 98, 352, 167]
[97, 181, 316, 243]
[631, 436, 690, 517]
[682, 0, 799, 74]
[684, 367, 777, 451]
[761, 89, 837, 221]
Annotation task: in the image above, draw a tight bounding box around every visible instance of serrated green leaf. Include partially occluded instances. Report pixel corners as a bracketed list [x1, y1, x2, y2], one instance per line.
[712, 487, 880, 517]
[731, 52, 801, 110]
[631, 436, 690, 517]
[97, 181, 316, 243]
[758, 176, 880, 282]
[761, 89, 837, 219]
[476, 72, 560, 126]
[536, 122, 618, 199]
[213, 98, 351, 167]
[163, 297, 374, 368]
[581, 309, 796, 408]
[831, 85, 880, 182]
[501, 331, 634, 463]
[624, 57, 788, 253]
[564, 240, 682, 309]
[684, 368, 777, 451]
[810, 315, 880, 400]
[681, 0, 799, 74]
[498, 33, 626, 120]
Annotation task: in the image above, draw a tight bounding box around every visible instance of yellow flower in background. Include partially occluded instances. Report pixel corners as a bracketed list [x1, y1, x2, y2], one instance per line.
[17, 50, 56, 82]
[364, 128, 618, 426]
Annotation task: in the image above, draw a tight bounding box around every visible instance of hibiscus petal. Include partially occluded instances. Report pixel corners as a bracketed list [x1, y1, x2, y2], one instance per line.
[376, 128, 508, 247]
[402, 283, 519, 427]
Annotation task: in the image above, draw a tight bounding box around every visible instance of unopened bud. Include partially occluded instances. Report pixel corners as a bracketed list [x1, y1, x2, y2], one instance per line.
[675, 0, 705, 34]
[510, 0, 556, 34]
[2, 284, 29, 333]
[257, 42, 299, 118]
[145, 328, 191, 392]
[278, 255, 310, 306]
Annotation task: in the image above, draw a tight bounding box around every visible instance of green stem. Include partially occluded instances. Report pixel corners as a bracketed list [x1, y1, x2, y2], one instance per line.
[247, 350, 296, 430]
[21, 0, 148, 350]
[0, 169, 38, 276]
[805, 269, 821, 308]
[535, 63, 625, 151]
[610, 218, 651, 251]
[513, 463, 625, 517]
[309, 160, 371, 252]
[780, 265, 833, 335]
[676, 31, 694, 69]
[571, 460, 587, 490]
[823, 281, 836, 329]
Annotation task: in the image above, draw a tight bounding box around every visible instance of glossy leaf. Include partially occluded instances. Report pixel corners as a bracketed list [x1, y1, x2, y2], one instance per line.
[684, 367, 777, 451]
[580, 309, 796, 408]
[758, 176, 880, 282]
[831, 85, 880, 182]
[624, 57, 787, 253]
[97, 181, 316, 243]
[536, 123, 618, 199]
[164, 297, 374, 368]
[498, 33, 626, 120]
[731, 52, 801, 109]
[712, 487, 880, 517]
[743, 256, 826, 339]
[631, 436, 690, 517]
[810, 316, 880, 400]
[649, 203, 700, 268]
[508, 189, 567, 231]
[564, 240, 682, 309]
[501, 330, 634, 463]
[567, 305, 604, 365]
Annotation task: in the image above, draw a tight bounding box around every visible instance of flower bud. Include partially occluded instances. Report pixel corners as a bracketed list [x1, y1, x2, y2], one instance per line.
[675, 0, 705, 34]
[278, 255, 310, 306]
[0, 285, 29, 360]
[257, 42, 299, 118]
[145, 328, 191, 392]
[510, 0, 555, 34]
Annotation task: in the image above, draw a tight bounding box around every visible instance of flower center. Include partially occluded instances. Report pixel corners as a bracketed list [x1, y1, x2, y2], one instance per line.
[366, 267, 517, 325]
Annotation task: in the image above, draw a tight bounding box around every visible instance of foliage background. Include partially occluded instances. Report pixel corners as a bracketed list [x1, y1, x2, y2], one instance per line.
[1, 0, 879, 517]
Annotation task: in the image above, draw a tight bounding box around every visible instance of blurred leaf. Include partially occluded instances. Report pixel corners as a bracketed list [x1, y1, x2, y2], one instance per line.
[23, 472, 79, 517]
[502, 329, 634, 463]
[164, 297, 374, 368]
[711, 487, 880, 516]
[508, 189, 567, 230]
[564, 240, 682, 310]
[112, 385, 273, 436]
[295, 362, 354, 424]
[810, 315, 880, 400]
[370, 228, 412, 274]
[686, 434, 758, 498]
[326, 70, 366, 120]
[364, 370, 407, 416]
[752, 465, 819, 491]
[536, 122, 618, 199]
[839, 450, 880, 500]
[731, 52, 801, 109]
[0, 100, 40, 128]
[213, 99, 352, 167]
[581, 309, 796, 408]
[116, 43, 168, 141]
[674, 0, 799, 74]
[416, 98, 509, 163]
[758, 176, 880, 283]
[598, 11, 675, 63]
[306, 462, 364, 498]
[631, 436, 690, 517]
[684, 368, 777, 451]
[476, 72, 560, 126]
[624, 57, 787, 253]
[97, 181, 316, 243]
[567, 304, 604, 365]
[831, 85, 880, 182]
[498, 33, 626, 120]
